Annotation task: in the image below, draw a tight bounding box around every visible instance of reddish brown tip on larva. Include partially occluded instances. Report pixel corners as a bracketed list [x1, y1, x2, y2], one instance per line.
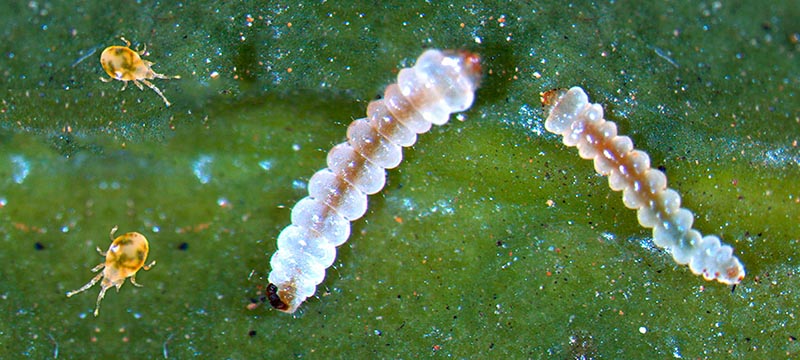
[727, 267, 745, 283]
[540, 88, 568, 114]
[455, 50, 482, 88]
[460, 51, 482, 75]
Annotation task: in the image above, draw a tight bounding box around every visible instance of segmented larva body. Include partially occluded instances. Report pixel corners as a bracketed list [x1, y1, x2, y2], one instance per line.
[267, 49, 482, 313]
[543, 87, 745, 285]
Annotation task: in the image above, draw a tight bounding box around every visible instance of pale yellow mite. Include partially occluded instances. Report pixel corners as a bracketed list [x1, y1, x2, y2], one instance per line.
[100, 37, 180, 106]
[66, 226, 156, 317]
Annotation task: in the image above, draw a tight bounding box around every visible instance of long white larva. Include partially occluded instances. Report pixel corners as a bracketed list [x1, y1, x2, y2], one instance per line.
[542, 87, 745, 285]
[267, 49, 482, 313]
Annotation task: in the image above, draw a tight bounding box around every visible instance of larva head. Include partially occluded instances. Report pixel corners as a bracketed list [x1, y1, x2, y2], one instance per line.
[542, 87, 590, 135]
[266, 282, 299, 313]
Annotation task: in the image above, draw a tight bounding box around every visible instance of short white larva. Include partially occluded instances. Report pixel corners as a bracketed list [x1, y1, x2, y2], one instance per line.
[543, 87, 745, 285]
[267, 49, 482, 313]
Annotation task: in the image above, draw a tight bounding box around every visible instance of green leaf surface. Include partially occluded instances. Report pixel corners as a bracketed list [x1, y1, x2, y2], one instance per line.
[1, 1, 798, 358]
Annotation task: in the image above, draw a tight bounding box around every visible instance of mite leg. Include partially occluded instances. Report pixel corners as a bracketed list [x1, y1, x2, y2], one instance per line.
[66, 272, 103, 298]
[140, 79, 171, 106]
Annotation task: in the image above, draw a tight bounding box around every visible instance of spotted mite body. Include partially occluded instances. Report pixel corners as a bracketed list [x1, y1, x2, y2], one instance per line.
[100, 37, 180, 106]
[66, 226, 156, 316]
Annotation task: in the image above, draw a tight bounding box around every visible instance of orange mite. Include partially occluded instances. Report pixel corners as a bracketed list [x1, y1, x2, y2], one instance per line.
[100, 37, 180, 106]
[66, 226, 156, 316]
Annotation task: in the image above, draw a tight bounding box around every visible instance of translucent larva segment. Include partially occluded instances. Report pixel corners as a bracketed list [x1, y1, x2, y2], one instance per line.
[266, 261, 293, 292]
[291, 277, 318, 303]
[384, 84, 433, 133]
[583, 104, 604, 124]
[668, 212, 693, 240]
[269, 247, 326, 286]
[637, 202, 660, 228]
[410, 94, 451, 126]
[543, 86, 745, 285]
[688, 235, 723, 279]
[606, 136, 633, 161]
[544, 87, 589, 135]
[622, 185, 647, 209]
[672, 229, 702, 265]
[576, 136, 600, 160]
[577, 121, 609, 159]
[397, 68, 450, 125]
[277, 225, 337, 268]
[290, 197, 351, 246]
[608, 170, 629, 192]
[688, 252, 710, 278]
[347, 119, 403, 169]
[626, 150, 650, 176]
[308, 169, 368, 221]
[658, 189, 681, 217]
[644, 170, 667, 195]
[593, 155, 615, 176]
[327, 143, 387, 195]
[397, 67, 433, 99]
[663, 208, 694, 236]
[367, 100, 418, 147]
[407, 50, 480, 113]
[678, 229, 702, 249]
[562, 120, 585, 147]
[653, 223, 678, 248]
[711, 241, 733, 263]
[597, 120, 617, 140]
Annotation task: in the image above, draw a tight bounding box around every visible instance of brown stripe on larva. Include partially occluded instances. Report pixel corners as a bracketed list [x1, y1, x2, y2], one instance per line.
[319, 176, 351, 215]
[337, 152, 371, 189]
